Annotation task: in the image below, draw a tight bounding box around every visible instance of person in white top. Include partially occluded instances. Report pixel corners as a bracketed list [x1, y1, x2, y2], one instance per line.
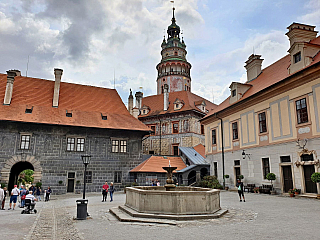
[0, 184, 4, 204]
[25, 191, 37, 202]
[8, 185, 20, 210]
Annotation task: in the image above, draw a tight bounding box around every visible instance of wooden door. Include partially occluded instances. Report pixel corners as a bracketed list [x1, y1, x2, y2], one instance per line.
[67, 179, 74, 192]
[235, 167, 241, 180]
[303, 165, 317, 193]
[282, 166, 293, 192]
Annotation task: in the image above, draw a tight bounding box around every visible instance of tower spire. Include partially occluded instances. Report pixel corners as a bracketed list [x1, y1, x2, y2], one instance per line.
[171, 1, 175, 24]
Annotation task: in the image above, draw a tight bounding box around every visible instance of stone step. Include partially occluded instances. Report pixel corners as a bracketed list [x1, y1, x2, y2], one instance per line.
[118, 205, 228, 221]
[109, 207, 177, 225]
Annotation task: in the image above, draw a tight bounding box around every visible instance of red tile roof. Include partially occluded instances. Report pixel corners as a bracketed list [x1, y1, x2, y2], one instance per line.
[204, 36, 320, 119]
[193, 144, 205, 158]
[0, 74, 150, 132]
[130, 156, 186, 173]
[139, 91, 217, 118]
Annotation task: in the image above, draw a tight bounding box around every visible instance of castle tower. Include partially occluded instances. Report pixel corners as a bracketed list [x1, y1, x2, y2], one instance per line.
[156, 7, 192, 94]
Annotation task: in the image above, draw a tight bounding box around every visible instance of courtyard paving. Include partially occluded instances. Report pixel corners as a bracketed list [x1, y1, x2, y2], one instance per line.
[0, 191, 319, 240]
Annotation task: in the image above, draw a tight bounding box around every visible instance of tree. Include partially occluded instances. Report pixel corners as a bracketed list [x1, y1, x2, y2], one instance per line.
[266, 173, 276, 191]
[20, 169, 34, 183]
[311, 172, 320, 198]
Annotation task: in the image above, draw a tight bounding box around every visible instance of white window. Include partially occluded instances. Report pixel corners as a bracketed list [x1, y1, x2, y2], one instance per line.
[67, 137, 85, 152]
[112, 140, 119, 152]
[20, 135, 30, 150]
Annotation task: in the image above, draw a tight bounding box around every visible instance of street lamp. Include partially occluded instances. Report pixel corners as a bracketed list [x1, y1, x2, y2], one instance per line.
[76, 155, 91, 220]
[81, 155, 91, 199]
[242, 150, 251, 160]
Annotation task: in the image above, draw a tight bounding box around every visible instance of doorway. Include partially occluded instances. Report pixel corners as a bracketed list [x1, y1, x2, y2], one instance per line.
[282, 166, 293, 192]
[173, 146, 179, 156]
[303, 165, 317, 193]
[188, 170, 196, 185]
[234, 167, 241, 180]
[8, 161, 34, 192]
[67, 172, 75, 193]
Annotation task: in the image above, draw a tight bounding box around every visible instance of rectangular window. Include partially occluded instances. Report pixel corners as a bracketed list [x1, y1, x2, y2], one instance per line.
[301, 154, 313, 161]
[173, 122, 179, 134]
[114, 171, 122, 183]
[258, 112, 267, 133]
[151, 126, 156, 135]
[112, 140, 119, 153]
[294, 52, 301, 63]
[212, 129, 217, 145]
[120, 140, 127, 153]
[173, 145, 179, 155]
[201, 125, 204, 134]
[262, 158, 270, 179]
[232, 89, 236, 97]
[295, 98, 308, 124]
[214, 162, 218, 177]
[234, 160, 240, 166]
[67, 137, 75, 151]
[232, 122, 238, 140]
[20, 135, 30, 150]
[76, 138, 85, 152]
[85, 171, 92, 183]
[280, 156, 291, 163]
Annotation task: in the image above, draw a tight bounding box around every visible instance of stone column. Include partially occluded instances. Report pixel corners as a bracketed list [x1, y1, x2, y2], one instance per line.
[3, 70, 17, 105]
[196, 170, 201, 183]
[52, 68, 63, 107]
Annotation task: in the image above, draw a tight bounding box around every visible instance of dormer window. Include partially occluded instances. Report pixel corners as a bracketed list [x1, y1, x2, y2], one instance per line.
[101, 113, 107, 120]
[25, 106, 33, 114]
[66, 112, 72, 117]
[232, 89, 236, 97]
[294, 52, 301, 63]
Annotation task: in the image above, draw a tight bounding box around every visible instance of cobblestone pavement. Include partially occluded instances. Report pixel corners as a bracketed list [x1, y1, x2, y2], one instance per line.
[1, 191, 320, 240]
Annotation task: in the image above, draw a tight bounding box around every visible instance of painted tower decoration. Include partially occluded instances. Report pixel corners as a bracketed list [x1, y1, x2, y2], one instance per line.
[156, 7, 192, 95]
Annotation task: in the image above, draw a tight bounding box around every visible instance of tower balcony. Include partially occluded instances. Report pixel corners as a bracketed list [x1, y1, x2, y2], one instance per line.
[157, 71, 190, 78]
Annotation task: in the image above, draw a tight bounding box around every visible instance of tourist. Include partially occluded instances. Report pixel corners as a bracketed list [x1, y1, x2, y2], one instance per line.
[1, 187, 7, 210]
[0, 184, 4, 208]
[20, 186, 27, 208]
[236, 179, 245, 202]
[102, 182, 109, 202]
[45, 187, 52, 202]
[26, 191, 37, 202]
[29, 185, 36, 195]
[8, 185, 20, 210]
[109, 182, 114, 202]
[156, 180, 160, 186]
[36, 187, 42, 201]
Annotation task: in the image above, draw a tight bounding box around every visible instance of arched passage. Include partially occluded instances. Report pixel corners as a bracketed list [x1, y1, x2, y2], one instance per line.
[0, 155, 42, 191]
[188, 170, 196, 185]
[8, 161, 34, 191]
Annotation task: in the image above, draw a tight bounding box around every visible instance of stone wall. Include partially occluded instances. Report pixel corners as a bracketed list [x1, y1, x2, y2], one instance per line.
[0, 121, 145, 194]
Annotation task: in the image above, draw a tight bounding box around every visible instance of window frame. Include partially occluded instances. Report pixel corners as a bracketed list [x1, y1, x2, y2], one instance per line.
[76, 138, 85, 152]
[231, 89, 236, 97]
[120, 140, 127, 153]
[258, 111, 267, 134]
[111, 138, 128, 153]
[232, 121, 239, 140]
[85, 171, 92, 184]
[294, 52, 301, 63]
[212, 129, 217, 145]
[114, 171, 122, 183]
[112, 140, 119, 153]
[172, 121, 179, 134]
[262, 157, 270, 179]
[66, 137, 85, 152]
[295, 98, 309, 125]
[20, 134, 31, 150]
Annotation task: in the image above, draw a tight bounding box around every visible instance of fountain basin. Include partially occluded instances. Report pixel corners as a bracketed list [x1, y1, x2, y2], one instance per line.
[125, 186, 220, 215]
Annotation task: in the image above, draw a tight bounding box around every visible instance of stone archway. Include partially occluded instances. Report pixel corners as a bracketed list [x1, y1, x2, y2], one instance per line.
[0, 155, 42, 187]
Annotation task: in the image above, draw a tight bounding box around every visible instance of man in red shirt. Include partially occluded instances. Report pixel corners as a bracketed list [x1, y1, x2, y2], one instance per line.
[102, 182, 109, 202]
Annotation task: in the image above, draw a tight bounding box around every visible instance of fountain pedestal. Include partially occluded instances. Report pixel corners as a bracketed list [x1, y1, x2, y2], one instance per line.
[162, 166, 177, 191]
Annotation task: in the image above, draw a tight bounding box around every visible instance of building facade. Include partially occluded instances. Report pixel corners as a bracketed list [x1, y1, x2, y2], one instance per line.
[201, 23, 320, 195]
[128, 8, 217, 156]
[0, 69, 150, 193]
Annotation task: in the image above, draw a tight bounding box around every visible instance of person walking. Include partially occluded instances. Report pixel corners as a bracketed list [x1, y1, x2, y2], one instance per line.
[20, 186, 27, 208]
[109, 182, 115, 202]
[36, 187, 42, 201]
[236, 179, 245, 202]
[8, 185, 20, 210]
[0, 185, 4, 208]
[1, 187, 7, 210]
[102, 182, 109, 202]
[45, 187, 52, 202]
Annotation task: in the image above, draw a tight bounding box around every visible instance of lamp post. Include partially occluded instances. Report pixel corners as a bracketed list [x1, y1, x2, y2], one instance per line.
[81, 155, 91, 200]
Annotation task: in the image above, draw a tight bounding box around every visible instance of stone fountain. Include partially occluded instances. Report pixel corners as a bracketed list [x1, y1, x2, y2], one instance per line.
[110, 162, 227, 223]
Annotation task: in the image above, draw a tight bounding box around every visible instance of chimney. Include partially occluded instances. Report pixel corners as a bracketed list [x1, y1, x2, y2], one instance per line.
[135, 91, 143, 109]
[52, 68, 63, 107]
[128, 89, 134, 115]
[163, 84, 169, 111]
[244, 54, 263, 82]
[132, 107, 139, 118]
[3, 70, 17, 105]
[286, 23, 318, 48]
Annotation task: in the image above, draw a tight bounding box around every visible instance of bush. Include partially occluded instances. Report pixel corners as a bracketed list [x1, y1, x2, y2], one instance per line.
[239, 175, 244, 180]
[35, 182, 42, 188]
[266, 173, 276, 181]
[200, 176, 223, 189]
[224, 175, 229, 179]
[0, 183, 6, 188]
[58, 180, 63, 185]
[311, 172, 320, 183]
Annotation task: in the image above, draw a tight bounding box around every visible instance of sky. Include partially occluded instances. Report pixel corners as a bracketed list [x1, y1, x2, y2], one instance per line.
[0, 0, 320, 106]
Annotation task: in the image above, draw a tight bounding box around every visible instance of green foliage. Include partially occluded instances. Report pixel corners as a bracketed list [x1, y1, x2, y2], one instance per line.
[199, 176, 223, 189]
[58, 180, 63, 185]
[311, 172, 320, 183]
[224, 175, 230, 179]
[35, 182, 42, 188]
[239, 175, 244, 180]
[76, 180, 81, 185]
[266, 173, 276, 181]
[0, 183, 6, 188]
[20, 169, 34, 183]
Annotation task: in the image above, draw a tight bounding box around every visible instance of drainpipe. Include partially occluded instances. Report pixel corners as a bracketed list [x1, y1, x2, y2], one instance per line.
[159, 118, 162, 155]
[215, 113, 225, 189]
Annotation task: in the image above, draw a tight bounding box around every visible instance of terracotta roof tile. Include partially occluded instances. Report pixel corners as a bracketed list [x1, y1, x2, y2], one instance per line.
[139, 91, 217, 118]
[130, 156, 186, 173]
[204, 36, 320, 118]
[0, 74, 150, 132]
[193, 144, 206, 158]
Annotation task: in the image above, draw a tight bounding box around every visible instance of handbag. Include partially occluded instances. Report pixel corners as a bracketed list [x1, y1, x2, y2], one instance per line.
[21, 195, 26, 200]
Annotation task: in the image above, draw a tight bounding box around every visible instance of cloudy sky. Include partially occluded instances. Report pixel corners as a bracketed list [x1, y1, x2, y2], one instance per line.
[1, 0, 320, 106]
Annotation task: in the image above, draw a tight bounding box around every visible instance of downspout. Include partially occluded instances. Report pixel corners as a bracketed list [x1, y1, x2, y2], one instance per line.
[159, 118, 162, 155]
[215, 113, 225, 189]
